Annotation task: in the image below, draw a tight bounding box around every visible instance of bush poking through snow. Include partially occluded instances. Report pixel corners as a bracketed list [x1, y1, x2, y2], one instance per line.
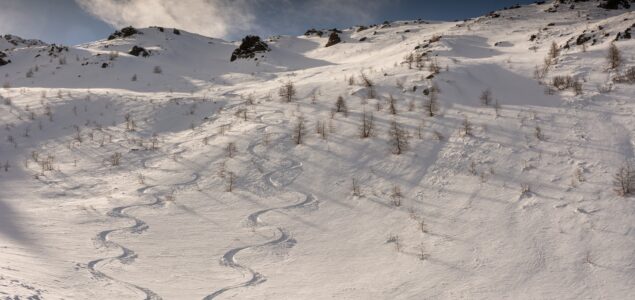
[614, 67, 635, 84]
[614, 162, 635, 196]
[391, 185, 403, 207]
[461, 117, 473, 137]
[386, 234, 401, 252]
[226, 142, 237, 158]
[352, 178, 362, 197]
[109, 152, 122, 166]
[551, 75, 582, 94]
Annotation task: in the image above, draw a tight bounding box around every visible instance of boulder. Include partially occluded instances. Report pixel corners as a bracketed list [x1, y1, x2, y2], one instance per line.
[325, 32, 341, 47]
[129, 46, 150, 57]
[230, 35, 270, 62]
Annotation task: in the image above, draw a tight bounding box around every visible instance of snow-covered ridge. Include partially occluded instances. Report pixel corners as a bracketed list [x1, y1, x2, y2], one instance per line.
[1, 1, 634, 299]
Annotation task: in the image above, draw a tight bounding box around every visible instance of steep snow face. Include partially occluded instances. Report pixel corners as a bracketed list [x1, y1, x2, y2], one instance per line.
[1, 1, 635, 299]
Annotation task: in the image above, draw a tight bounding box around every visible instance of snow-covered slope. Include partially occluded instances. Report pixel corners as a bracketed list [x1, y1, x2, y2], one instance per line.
[1, 1, 635, 299]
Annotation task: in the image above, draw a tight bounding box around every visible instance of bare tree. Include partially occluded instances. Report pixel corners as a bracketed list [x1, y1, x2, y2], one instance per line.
[388, 94, 397, 115]
[124, 113, 136, 131]
[352, 178, 362, 197]
[614, 162, 634, 196]
[226, 171, 236, 192]
[461, 116, 472, 137]
[279, 81, 297, 102]
[334, 96, 348, 116]
[360, 72, 374, 88]
[417, 243, 428, 261]
[359, 111, 374, 138]
[389, 120, 409, 155]
[293, 117, 306, 145]
[360, 72, 376, 99]
[548, 41, 560, 60]
[424, 88, 440, 117]
[607, 42, 621, 70]
[316, 120, 327, 140]
[494, 99, 501, 117]
[480, 88, 492, 106]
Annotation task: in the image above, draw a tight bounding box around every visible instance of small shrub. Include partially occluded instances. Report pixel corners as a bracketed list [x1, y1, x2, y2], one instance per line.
[607, 42, 621, 70]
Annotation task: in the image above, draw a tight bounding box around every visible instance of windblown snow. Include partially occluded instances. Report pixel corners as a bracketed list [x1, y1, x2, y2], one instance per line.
[1, 1, 634, 299]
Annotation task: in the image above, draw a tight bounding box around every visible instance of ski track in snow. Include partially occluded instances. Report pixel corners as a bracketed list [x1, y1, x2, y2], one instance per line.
[87, 151, 200, 300]
[203, 111, 316, 300]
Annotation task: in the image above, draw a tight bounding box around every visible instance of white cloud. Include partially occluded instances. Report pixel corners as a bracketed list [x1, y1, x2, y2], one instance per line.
[74, 0, 393, 39]
[74, 0, 257, 38]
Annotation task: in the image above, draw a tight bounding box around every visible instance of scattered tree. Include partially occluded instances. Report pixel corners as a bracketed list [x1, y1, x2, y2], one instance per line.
[279, 81, 297, 102]
[359, 111, 375, 138]
[334, 96, 348, 116]
[607, 42, 621, 70]
[389, 120, 409, 155]
[480, 88, 492, 106]
[293, 117, 306, 145]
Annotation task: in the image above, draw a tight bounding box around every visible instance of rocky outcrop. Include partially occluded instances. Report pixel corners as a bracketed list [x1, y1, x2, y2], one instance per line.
[230, 35, 270, 62]
[599, 0, 632, 9]
[129, 46, 150, 57]
[0, 51, 10, 66]
[325, 32, 341, 47]
[108, 26, 140, 40]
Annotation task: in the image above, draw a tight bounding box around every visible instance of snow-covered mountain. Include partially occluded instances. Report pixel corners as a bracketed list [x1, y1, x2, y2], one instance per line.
[1, 1, 634, 299]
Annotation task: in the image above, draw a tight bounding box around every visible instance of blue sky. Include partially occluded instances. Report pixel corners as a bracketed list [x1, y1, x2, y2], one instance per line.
[0, 0, 537, 45]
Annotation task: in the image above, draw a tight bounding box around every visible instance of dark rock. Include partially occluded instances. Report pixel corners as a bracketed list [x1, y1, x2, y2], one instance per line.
[173, 28, 181, 35]
[101, 63, 109, 68]
[426, 74, 435, 79]
[304, 28, 323, 37]
[359, 37, 368, 42]
[0, 51, 9, 66]
[108, 26, 139, 40]
[129, 46, 150, 57]
[576, 33, 593, 45]
[599, 0, 632, 9]
[230, 35, 270, 62]
[530, 34, 538, 41]
[357, 26, 368, 32]
[157, 27, 164, 32]
[325, 32, 341, 47]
